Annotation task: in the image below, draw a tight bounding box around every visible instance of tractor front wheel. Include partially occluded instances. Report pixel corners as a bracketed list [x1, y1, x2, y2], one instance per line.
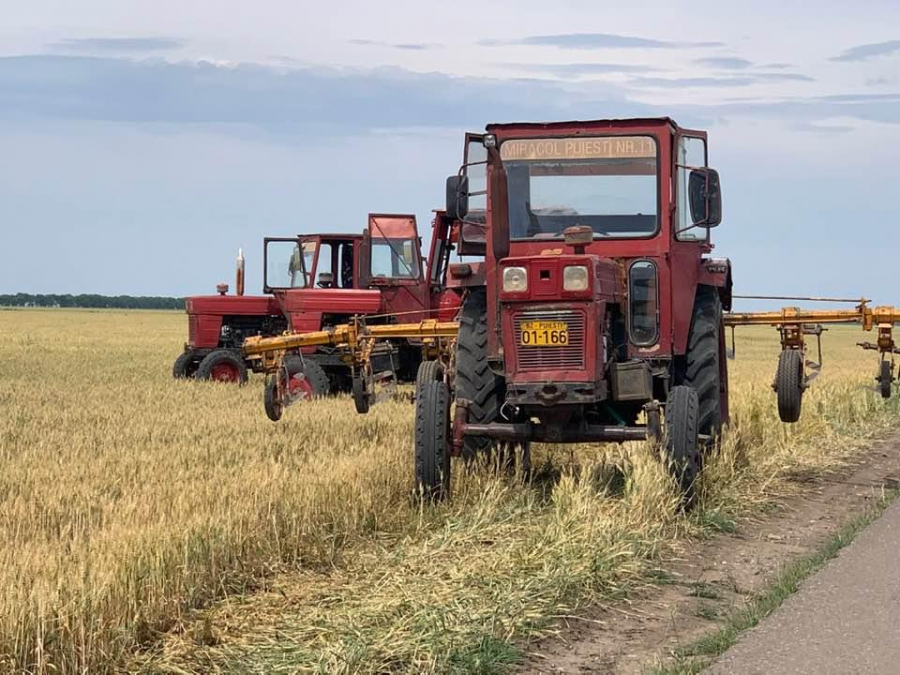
[664, 385, 701, 504]
[284, 355, 330, 400]
[414, 380, 451, 501]
[879, 360, 892, 400]
[776, 349, 803, 423]
[416, 360, 444, 387]
[172, 350, 198, 379]
[195, 349, 248, 384]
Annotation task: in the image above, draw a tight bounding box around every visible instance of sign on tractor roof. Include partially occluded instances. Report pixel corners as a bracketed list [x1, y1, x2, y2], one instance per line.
[499, 136, 657, 162]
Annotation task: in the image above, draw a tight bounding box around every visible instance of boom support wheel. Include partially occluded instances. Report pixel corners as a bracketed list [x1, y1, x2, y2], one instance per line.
[775, 349, 803, 423]
[664, 386, 701, 505]
[414, 380, 451, 501]
[264, 377, 283, 422]
[879, 360, 892, 400]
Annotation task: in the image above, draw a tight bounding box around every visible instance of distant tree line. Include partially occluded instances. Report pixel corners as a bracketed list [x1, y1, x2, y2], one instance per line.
[0, 294, 185, 310]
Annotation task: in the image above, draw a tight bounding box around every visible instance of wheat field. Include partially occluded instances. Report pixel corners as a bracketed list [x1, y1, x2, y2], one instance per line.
[0, 308, 897, 674]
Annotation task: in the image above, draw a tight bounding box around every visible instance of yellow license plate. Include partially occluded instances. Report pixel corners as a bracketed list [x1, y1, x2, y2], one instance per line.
[519, 321, 569, 347]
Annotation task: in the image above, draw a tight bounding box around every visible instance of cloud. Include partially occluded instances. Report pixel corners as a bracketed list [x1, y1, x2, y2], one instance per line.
[349, 39, 442, 51]
[631, 72, 814, 88]
[3, 53, 897, 136]
[494, 62, 657, 77]
[0, 55, 647, 133]
[694, 57, 753, 69]
[830, 39, 900, 62]
[790, 121, 855, 134]
[47, 37, 184, 53]
[480, 33, 723, 50]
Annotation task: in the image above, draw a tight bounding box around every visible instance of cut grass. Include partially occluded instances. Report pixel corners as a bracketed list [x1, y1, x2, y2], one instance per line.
[648, 488, 900, 675]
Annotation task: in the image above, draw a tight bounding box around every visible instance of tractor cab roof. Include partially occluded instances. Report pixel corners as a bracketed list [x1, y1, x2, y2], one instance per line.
[486, 117, 676, 130]
[298, 233, 364, 241]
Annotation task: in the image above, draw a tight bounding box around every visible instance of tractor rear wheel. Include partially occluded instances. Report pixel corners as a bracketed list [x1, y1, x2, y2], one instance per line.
[681, 286, 723, 440]
[416, 360, 444, 386]
[664, 385, 701, 504]
[414, 380, 451, 501]
[776, 349, 803, 423]
[880, 360, 892, 400]
[284, 355, 330, 400]
[195, 349, 248, 384]
[455, 289, 504, 460]
[172, 350, 198, 379]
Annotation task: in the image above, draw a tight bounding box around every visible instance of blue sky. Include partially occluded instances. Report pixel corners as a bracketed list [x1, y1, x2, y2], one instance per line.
[1, 0, 899, 305]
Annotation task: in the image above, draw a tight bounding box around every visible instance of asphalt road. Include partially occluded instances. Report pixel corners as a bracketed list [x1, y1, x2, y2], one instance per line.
[707, 500, 900, 674]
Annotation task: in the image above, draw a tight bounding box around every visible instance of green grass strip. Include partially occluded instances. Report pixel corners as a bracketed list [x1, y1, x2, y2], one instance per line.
[648, 488, 900, 675]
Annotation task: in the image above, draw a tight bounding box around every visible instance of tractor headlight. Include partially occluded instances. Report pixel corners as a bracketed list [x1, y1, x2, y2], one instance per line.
[563, 265, 589, 292]
[502, 266, 528, 292]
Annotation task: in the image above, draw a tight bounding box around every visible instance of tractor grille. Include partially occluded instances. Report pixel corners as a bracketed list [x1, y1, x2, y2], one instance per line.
[513, 309, 586, 372]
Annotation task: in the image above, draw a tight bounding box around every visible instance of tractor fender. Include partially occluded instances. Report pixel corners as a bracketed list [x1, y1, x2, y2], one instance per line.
[697, 257, 732, 312]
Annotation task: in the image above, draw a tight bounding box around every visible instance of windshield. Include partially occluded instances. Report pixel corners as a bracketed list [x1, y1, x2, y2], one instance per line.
[266, 240, 315, 289]
[501, 136, 658, 240]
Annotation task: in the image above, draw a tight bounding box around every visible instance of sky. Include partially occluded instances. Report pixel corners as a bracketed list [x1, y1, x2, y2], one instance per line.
[1, 0, 899, 305]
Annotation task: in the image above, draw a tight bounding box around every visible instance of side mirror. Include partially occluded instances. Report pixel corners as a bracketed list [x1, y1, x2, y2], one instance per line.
[445, 175, 469, 221]
[689, 168, 722, 228]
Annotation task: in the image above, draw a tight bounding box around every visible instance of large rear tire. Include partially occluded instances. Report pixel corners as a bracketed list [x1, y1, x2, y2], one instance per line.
[455, 289, 504, 460]
[681, 286, 723, 439]
[195, 349, 248, 385]
[665, 385, 701, 504]
[776, 349, 803, 423]
[414, 380, 451, 501]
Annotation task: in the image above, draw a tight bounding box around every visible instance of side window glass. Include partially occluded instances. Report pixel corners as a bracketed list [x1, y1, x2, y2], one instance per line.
[629, 261, 659, 345]
[464, 139, 487, 225]
[676, 137, 707, 241]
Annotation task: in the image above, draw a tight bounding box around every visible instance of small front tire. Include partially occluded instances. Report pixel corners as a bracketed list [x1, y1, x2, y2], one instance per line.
[195, 349, 248, 385]
[665, 385, 701, 504]
[414, 380, 451, 502]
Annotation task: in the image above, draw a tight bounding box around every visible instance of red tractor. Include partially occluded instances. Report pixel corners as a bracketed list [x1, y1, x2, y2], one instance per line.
[175, 213, 470, 394]
[414, 117, 730, 501]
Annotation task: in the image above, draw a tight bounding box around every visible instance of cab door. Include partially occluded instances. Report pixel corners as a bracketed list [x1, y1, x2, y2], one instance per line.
[365, 213, 428, 320]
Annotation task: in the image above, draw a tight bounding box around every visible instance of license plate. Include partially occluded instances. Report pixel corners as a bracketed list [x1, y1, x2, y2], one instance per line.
[519, 320, 569, 347]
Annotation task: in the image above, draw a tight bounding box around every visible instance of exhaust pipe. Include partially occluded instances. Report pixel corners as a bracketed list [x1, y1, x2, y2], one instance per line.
[236, 248, 245, 296]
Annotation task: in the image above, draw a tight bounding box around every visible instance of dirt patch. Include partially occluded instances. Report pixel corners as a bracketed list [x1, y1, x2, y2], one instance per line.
[518, 432, 900, 674]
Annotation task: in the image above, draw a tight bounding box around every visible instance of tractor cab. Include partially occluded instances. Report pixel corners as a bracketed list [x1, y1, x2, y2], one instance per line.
[414, 118, 732, 501]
